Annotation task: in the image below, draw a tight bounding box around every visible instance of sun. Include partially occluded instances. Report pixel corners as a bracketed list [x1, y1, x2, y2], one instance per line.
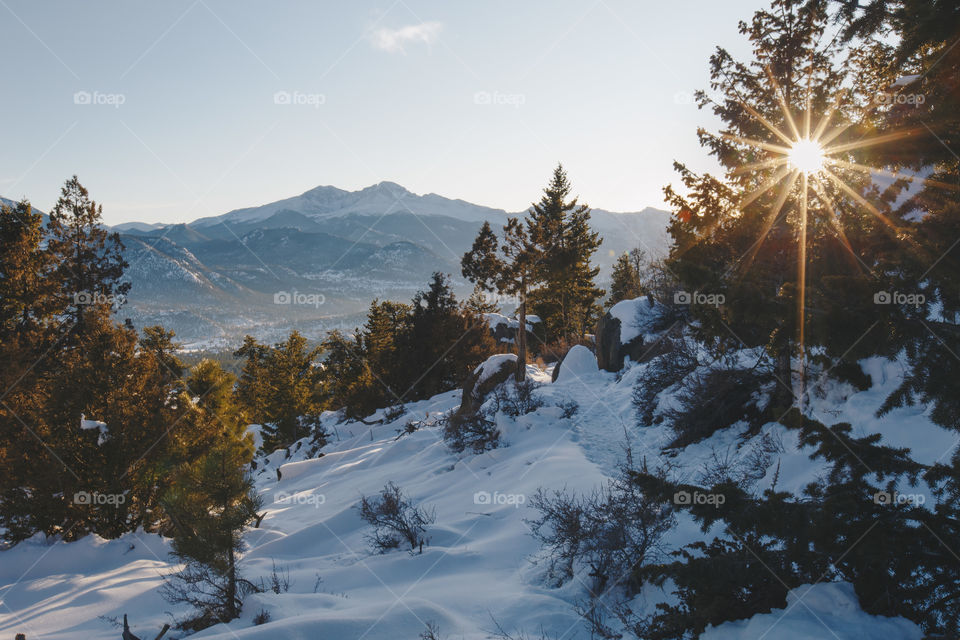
[788, 138, 825, 174]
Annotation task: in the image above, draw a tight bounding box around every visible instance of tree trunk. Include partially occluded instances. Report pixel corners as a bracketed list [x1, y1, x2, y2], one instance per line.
[226, 545, 237, 620]
[516, 280, 527, 383]
[771, 345, 793, 411]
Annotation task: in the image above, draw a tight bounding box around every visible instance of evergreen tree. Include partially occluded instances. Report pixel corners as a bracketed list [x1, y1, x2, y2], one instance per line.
[526, 165, 603, 342]
[462, 217, 540, 381]
[662, 0, 900, 412]
[401, 272, 494, 399]
[608, 248, 647, 307]
[161, 429, 260, 631]
[234, 331, 324, 452]
[45, 176, 129, 336]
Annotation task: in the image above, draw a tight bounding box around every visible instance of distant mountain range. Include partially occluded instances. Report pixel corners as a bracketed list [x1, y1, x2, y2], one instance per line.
[3, 183, 671, 349]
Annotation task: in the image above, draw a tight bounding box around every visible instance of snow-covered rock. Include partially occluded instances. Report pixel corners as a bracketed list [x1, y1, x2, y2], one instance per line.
[80, 414, 110, 446]
[702, 582, 922, 640]
[553, 344, 599, 382]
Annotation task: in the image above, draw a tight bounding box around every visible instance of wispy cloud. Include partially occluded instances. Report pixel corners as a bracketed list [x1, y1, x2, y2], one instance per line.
[370, 21, 442, 54]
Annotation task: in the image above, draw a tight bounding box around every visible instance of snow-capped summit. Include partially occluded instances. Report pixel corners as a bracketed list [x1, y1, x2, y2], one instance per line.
[191, 181, 508, 227]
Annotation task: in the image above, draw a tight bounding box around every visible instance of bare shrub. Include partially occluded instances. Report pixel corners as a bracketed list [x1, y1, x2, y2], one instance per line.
[493, 378, 543, 417]
[557, 398, 580, 419]
[420, 620, 444, 640]
[358, 482, 435, 553]
[442, 410, 500, 454]
[528, 454, 675, 596]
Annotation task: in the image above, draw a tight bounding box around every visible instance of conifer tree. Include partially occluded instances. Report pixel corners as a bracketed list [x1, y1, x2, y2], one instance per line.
[526, 165, 603, 342]
[45, 176, 129, 336]
[161, 431, 260, 631]
[401, 272, 494, 399]
[608, 248, 647, 307]
[662, 0, 897, 411]
[234, 331, 324, 452]
[462, 219, 539, 381]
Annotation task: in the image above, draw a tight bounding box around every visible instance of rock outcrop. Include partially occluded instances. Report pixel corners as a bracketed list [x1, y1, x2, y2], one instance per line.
[455, 354, 518, 419]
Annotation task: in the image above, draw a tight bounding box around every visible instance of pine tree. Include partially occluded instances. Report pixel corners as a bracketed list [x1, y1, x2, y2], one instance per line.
[46, 176, 129, 336]
[662, 0, 902, 412]
[526, 164, 603, 342]
[401, 272, 494, 399]
[161, 433, 260, 631]
[235, 332, 324, 452]
[608, 248, 647, 307]
[462, 217, 540, 381]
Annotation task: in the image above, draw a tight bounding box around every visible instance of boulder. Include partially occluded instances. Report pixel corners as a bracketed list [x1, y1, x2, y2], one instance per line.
[595, 312, 624, 372]
[551, 344, 600, 382]
[455, 353, 518, 418]
[595, 296, 666, 371]
[483, 313, 542, 349]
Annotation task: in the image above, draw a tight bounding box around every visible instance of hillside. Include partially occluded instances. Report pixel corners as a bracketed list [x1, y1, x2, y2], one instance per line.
[0, 298, 936, 640]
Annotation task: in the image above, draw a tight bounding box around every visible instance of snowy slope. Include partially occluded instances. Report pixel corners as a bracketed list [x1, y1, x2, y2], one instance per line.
[0, 336, 938, 639]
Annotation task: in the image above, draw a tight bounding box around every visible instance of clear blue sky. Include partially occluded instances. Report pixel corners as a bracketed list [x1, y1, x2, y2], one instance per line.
[0, 0, 760, 225]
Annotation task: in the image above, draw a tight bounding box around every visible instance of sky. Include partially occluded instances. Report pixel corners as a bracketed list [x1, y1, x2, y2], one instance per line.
[0, 0, 761, 226]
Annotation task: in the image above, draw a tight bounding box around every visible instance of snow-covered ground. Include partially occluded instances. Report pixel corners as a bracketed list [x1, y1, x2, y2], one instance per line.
[1, 315, 944, 639]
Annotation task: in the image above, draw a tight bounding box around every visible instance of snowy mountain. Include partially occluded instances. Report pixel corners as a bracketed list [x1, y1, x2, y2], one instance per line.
[64, 183, 669, 348]
[190, 181, 509, 227]
[0, 298, 934, 639]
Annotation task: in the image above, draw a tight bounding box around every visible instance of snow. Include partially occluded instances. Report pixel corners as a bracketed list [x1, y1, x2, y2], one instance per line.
[702, 582, 922, 640]
[609, 296, 661, 345]
[473, 353, 518, 385]
[80, 415, 110, 446]
[554, 345, 599, 382]
[483, 312, 538, 333]
[1, 308, 949, 639]
[890, 74, 921, 87]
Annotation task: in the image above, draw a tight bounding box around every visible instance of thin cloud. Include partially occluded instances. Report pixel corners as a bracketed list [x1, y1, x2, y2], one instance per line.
[370, 21, 442, 53]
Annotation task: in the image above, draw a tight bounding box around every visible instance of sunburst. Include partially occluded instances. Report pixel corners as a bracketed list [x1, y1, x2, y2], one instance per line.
[718, 69, 932, 405]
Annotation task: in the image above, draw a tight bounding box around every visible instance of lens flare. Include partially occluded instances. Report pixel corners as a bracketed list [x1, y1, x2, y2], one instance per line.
[788, 138, 825, 174]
